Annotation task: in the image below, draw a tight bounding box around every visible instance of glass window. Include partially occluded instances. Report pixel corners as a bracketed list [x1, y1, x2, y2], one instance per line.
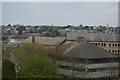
[109, 50, 111, 52]
[109, 44, 111, 47]
[112, 44, 114, 47]
[95, 43, 97, 46]
[101, 43, 103, 46]
[98, 43, 100, 46]
[115, 44, 117, 47]
[112, 50, 114, 53]
[104, 43, 106, 46]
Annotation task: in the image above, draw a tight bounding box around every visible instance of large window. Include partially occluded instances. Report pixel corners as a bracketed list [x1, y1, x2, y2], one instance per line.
[58, 64, 119, 73]
[87, 67, 118, 72]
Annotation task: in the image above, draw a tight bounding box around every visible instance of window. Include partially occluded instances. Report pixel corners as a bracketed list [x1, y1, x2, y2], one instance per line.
[104, 43, 106, 46]
[95, 43, 97, 46]
[101, 43, 103, 46]
[115, 44, 118, 47]
[112, 44, 114, 47]
[109, 50, 111, 52]
[115, 50, 117, 53]
[112, 50, 114, 53]
[58, 65, 71, 70]
[98, 43, 100, 46]
[87, 67, 119, 72]
[109, 44, 111, 47]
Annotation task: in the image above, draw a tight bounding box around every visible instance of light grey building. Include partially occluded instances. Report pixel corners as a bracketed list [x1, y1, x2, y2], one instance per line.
[51, 41, 119, 80]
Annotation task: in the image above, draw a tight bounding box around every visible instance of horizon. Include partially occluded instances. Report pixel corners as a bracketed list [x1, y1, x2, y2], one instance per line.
[2, 2, 118, 27]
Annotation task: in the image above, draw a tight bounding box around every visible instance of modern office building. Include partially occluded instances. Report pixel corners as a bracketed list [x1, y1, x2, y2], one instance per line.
[51, 41, 119, 79]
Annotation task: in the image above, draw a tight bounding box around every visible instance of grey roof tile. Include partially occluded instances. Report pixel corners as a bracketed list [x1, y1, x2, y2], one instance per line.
[67, 32, 120, 42]
[57, 42, 118, 59]
[23, 36, 66, 46]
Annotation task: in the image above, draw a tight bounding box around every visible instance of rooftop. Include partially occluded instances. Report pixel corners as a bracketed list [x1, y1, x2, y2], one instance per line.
[24, 36, 66, 46]
[67, 32, 120, 42]
[57, 42, 118, 59]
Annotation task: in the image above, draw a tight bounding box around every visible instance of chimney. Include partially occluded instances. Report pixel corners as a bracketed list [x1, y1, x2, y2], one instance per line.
[76, 36, 84, 43]
[32, 35, 35, 43]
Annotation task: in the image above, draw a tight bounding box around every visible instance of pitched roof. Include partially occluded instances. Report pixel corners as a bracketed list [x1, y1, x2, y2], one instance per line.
[11, 33, 41, 39]
[57, 42, 118, 59]
[23, 36, 66, 46]
[67, 32, 120, 42]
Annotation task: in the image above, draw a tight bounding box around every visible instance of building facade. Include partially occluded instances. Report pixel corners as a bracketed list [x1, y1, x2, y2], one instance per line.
[51, 42, 119, 79]
[66, 32, 120, 55]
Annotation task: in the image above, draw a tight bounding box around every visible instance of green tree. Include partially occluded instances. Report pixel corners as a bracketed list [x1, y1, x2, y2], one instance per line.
[79, 25, 85, 30]
[15, 43, 59, 78]
[2, 59, 16, 78]
[49, 29, 59, 37]
[19, 55, 58, 78]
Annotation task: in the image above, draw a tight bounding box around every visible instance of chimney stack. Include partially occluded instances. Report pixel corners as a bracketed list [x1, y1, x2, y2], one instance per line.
[32, 35, 35, 43]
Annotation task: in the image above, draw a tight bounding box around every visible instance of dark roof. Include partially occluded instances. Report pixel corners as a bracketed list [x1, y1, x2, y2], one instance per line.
[57, 42, 118, 59]
[11, 35, 29, 39]
[11, 33, 41, 39]
[67, 32, 120, 42]
[23, 36, 66, 46]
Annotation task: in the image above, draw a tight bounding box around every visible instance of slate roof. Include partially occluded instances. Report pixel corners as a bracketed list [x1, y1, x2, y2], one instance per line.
[11, 35, 29, 39]
[11, 33, 41, 39]
[57, 42, 118, 59]
[67, 32, 120, 42]
[23, 36, 66, 46]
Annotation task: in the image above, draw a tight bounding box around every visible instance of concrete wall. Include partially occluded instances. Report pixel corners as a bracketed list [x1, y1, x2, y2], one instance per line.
[56, 60, 119, 78]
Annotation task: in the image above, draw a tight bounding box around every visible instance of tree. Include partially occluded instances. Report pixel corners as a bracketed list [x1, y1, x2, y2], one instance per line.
[79, 25, 85, 30]
[15, 43, 59, 78]
[2, 59, 16, 78]
[19, 55, 58, 78]
[49, 29, 59, 37]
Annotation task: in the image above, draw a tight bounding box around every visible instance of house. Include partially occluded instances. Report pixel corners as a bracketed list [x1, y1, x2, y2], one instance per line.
[9, 33, 41, 44]
[52, 41, 119, 79]
[23, 36, 66, 48]
[66, 32, 120, 55]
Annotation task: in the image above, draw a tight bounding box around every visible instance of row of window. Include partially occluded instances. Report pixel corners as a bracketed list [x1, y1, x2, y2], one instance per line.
[92, 43, 106, 47]
[109, 50, 120, 53]
[58, 65, 119, 72]
[87, 67, 118, 72]
[92, 43, 120, 47]
[109, 44, 120, 47]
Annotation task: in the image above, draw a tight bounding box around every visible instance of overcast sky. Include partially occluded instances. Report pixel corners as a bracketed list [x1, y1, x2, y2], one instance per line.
[2, 2, 118, 26]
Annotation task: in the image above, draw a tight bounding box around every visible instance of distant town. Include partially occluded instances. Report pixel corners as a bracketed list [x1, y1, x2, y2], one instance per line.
[1, 24, 120, 80]
[1, 24, 120, 43]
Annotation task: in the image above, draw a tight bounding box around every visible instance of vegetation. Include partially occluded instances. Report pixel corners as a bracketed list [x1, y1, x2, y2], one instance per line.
[48, 29, 59, 37]
[2, 59, 16, 78]
[15, 43, 60, 78]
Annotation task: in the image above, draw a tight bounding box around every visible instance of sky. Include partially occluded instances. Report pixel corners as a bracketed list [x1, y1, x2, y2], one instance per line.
[1, 2, 118, 26]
